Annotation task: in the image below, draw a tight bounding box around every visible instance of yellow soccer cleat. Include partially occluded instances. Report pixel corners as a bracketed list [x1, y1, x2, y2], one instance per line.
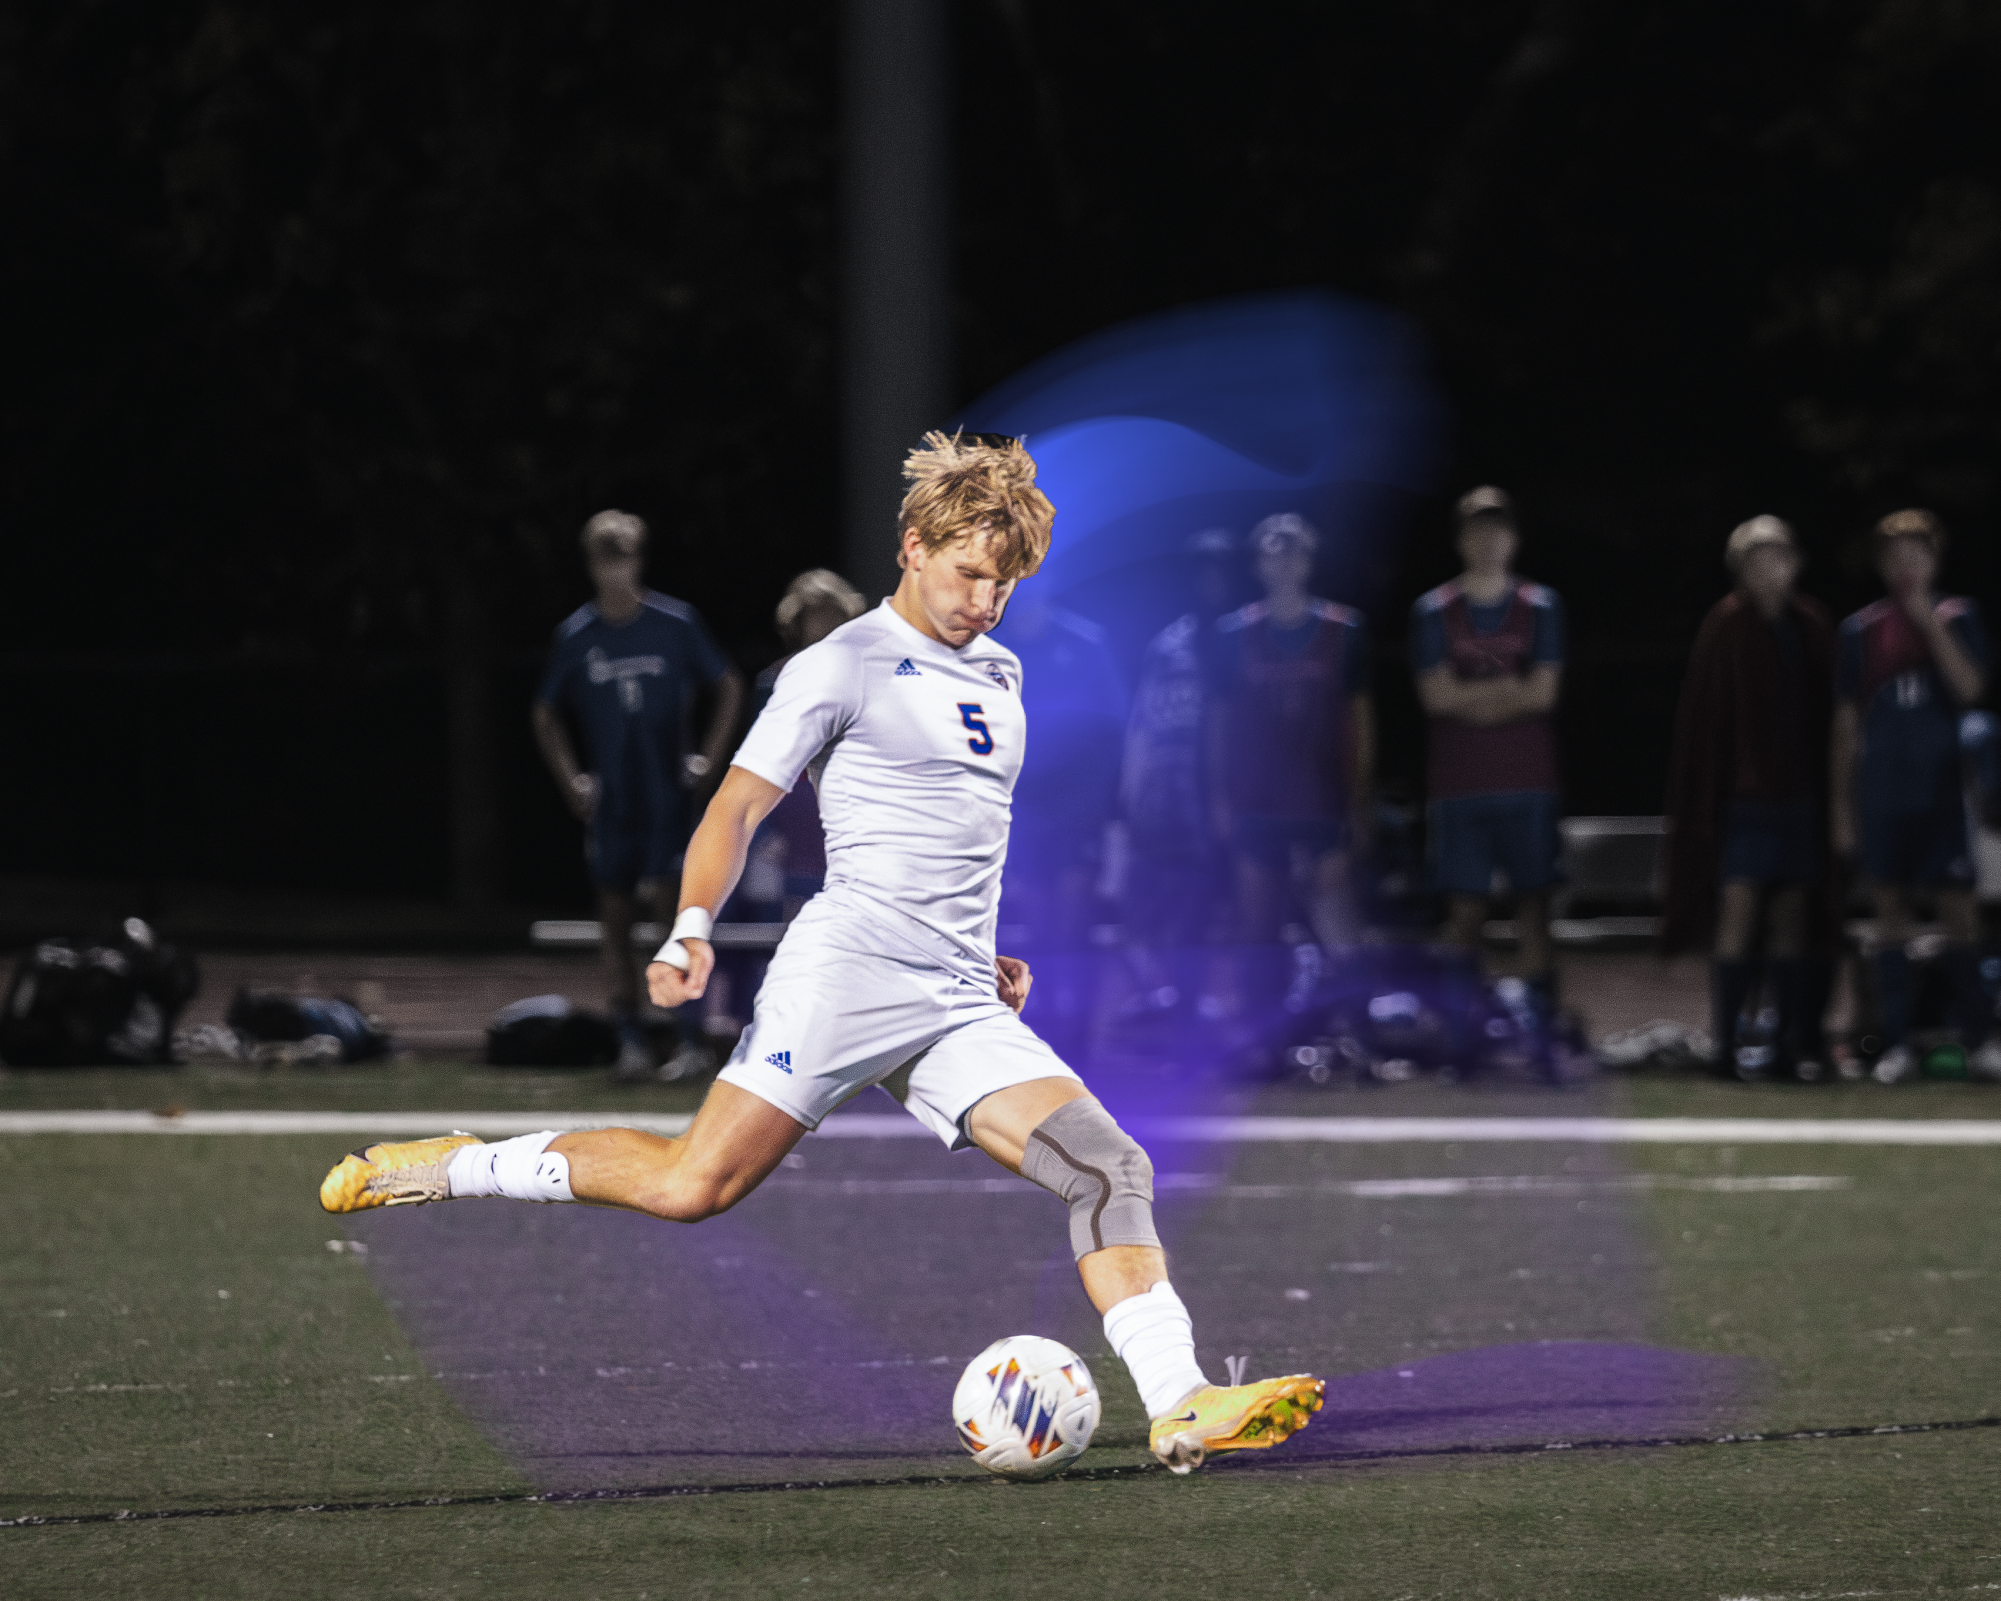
[1148, 1373, 1325, 1475]
[319, 1133, 482, 1214]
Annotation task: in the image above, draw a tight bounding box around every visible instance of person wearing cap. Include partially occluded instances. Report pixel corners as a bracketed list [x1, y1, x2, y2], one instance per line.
[1207, 513, 1374, 1009]
[1832, 508, 1996, 1084]
[1410, 488, 1566, 1008]
[532, 510, 744, 1074]
[1661, 516, 1837, 1079]
[1117, 529, 1240, 1023]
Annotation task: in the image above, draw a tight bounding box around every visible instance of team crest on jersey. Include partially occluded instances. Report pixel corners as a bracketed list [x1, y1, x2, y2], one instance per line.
[894, 658, 921, 677]
[764, 1050, 793, 1073]
[982, 661, 1011, 691]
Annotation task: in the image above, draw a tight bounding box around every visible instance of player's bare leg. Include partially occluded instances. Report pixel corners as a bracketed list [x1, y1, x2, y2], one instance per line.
[1516, 889, 1554, 982]
[1218, 852, 1286, 1018]
[1442, 892, 1486, 952]
[320, 1081, 805, 1219]
[1308, 847, 1362, 953]
[966, 1073, 1322, 1473]
[1715, 879, 1760, 962]
[1869, 882, 1920, 1081]
[598, 886, 642, 1014]
[551, 1081, 806, 1221]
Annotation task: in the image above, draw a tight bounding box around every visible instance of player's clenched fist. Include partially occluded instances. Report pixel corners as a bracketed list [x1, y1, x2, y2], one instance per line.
[996, 954, 1032, 1012]
[647, 942, 712, 1008]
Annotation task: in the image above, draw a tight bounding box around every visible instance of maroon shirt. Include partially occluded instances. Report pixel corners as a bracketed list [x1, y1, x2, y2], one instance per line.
[1414, 580, 1562, 799]
[1210, 600, 1371, 820]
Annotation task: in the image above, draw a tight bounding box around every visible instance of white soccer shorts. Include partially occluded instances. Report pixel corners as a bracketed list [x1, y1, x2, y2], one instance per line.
[715, 932, 1079, 1148]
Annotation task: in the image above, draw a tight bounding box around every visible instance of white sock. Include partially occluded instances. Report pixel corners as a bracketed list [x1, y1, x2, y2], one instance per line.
[446, 1132, 574, 1203]
[1103, 1281, 1210, 1418]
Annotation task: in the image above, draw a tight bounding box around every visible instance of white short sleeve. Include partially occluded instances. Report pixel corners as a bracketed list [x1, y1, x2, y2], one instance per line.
[730, 638, 865, 794]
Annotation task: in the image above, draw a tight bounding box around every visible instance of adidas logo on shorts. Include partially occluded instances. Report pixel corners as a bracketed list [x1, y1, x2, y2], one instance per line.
[765, 1050, 793, 1073]
[894, 658, 920, 677]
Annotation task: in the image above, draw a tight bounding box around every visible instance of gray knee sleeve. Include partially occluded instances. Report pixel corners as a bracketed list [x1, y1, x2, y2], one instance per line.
[1020, 1098, 1159, 1260]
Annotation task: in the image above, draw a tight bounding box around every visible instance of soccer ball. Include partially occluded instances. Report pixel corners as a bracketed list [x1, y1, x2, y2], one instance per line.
[951, 1335, 1101, 1481]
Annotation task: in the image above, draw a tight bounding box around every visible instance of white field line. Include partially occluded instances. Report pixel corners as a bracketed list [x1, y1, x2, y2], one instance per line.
[758, 1173, 1853, 1198]
[0, 1111, 701, 1137]
[0, 1110, 1998, 1144]
[1138, 1116, 2001, 1146]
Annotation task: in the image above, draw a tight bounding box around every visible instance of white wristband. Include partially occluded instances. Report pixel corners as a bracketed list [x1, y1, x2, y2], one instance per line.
[652, 907, 715, 972]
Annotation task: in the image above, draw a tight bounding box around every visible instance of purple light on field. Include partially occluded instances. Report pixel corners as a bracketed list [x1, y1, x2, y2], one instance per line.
[1273, 1340, 1758, 1462]
[351, 1198, 956, 1488]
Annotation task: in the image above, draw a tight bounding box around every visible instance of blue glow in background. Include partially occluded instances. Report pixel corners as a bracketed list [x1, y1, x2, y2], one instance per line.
[953, 291, 1448, 1081]
[962, 290, 1445, 656]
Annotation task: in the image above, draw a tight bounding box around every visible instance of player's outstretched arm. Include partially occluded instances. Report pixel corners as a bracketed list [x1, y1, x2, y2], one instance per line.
[647, 765, 785, 1007]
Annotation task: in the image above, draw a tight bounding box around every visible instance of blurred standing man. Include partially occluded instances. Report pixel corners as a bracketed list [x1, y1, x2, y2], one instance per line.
[1411, 487, 1564, 1004]
[1832, 508, 1996, 1084]
[532, 511, 744, 1071]
[1118, 529, 1237, 1022]
[1661, 517, 1835, 1079]
[1208, 514, 1374, 1010]
[991, 588, 1128, 1058]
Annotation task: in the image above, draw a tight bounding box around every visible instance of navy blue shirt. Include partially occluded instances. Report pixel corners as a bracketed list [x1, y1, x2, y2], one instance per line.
[537, 592, 731, 841]
[1837, 596, 1988, 814]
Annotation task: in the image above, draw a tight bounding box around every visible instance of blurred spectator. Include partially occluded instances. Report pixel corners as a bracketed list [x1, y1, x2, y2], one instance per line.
[1117, 528, 1238, 1022]
[1208, 514, 1374, 1012]
[531, 510, 744, 1071]
[992, 588, 1128, 1056]
[740, 569, 869, 919]
[1661, 516, 1836, 1079]
[1832, 509, 1995, 1084]
[1411, 487, 1564, 1006]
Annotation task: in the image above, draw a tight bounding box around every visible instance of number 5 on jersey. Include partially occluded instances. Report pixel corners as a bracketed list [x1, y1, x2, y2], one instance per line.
[957, 703, 994, 756]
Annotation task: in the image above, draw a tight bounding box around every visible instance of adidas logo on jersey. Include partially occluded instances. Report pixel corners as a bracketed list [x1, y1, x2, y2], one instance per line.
[765, 1050, 793, 1073]
[894, 658, 921, 676]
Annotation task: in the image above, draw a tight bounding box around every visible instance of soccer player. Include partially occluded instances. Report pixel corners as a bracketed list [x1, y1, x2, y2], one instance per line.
[1660, 517, 1836, 1079]
[1832, 508, 1996, 1084]
[1207, 514, 1374, 1011]
[1410, 487, 1564, 1005]
[323, 434, 1324, 1474]
[531, 510, 745, 1074]
[1117, 528, 1237, 1022]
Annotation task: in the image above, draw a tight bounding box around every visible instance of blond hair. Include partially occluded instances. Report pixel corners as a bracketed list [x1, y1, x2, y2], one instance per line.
[775, 568, 867, 646]
[898, 431, 1054, 580]
[1873, 506, 1947, 556]
[581, 509, 647, 556]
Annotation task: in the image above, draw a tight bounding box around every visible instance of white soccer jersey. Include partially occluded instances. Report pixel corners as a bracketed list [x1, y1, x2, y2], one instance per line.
[731, 600, 1025, 982]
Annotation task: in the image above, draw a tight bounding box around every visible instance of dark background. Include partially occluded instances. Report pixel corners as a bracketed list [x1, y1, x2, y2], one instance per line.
[5, 1, 1999, 927]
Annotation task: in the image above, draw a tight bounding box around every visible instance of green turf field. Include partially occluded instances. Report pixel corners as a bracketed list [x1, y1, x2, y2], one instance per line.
[4, 1070, 2000, 1598]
